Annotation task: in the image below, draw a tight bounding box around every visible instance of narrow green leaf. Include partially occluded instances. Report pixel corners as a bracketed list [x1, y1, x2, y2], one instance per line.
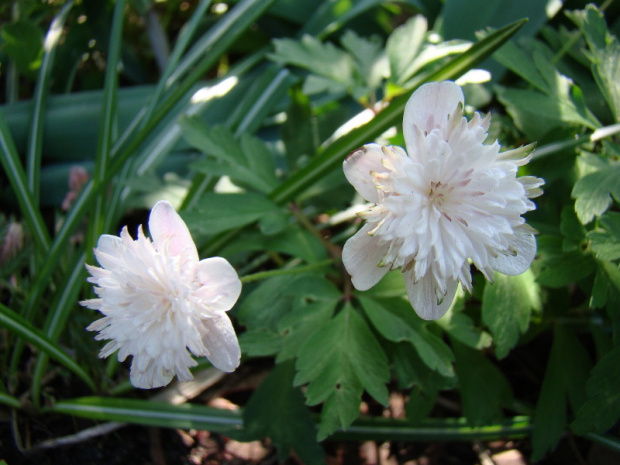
[49, 396, 241, 431]
[240, 361, 325, 464]
[27, 0, 74, 207]
[0, 303, 95, 391]
[0, 110, 51, 253]
[573, 345, 620, 435]
[269, 19, 527, 204]
[532, 326, 591, 460]
[0, 392, 21, 409]
[482, 270, 540, 359]
[452, 339, 512, 427]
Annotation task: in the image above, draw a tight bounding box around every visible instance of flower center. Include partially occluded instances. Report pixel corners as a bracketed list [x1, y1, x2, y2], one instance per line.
[427, 180, 451, 209]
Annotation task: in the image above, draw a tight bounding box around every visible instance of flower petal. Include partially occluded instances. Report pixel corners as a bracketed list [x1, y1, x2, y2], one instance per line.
[200, 314, 241, 372]
[403, 268, 458, 320]
[403, 81, 464, 149]
[490, 231, 537, 276]
[195, 257, 242, 312]
[343, 144, 387, 203]
[342, 223, 390, 291]
[148, 200, 198, 262]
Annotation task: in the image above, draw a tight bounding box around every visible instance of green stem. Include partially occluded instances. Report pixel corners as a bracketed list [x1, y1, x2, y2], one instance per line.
[240, 259, 333, 284]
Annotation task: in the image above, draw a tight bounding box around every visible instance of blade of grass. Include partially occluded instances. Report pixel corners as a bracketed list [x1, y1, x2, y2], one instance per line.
[0, 110, 51, 253]
[27, 0, 74, 208]
[0, 303, 95, 391]
[268, 18, 528, 205]
[142, 0, 212, 123]
[49, 396, 242, 432]
[85, 0, 126, 262]
[31, 252, 87, 406]
[0, 392, 21, 409]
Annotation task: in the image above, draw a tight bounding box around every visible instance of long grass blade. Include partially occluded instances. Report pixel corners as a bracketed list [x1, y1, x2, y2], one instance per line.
[0, 111, 51, 253]
[49, 396, 242, 432]
[26, 0, 74, 207]
[0, 303, 95, 391]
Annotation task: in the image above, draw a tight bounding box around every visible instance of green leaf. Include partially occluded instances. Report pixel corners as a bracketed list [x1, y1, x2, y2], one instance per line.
[452, 339, 512, 427]
[49, 396, 241, 431]
[532, 327, 591, 460]
[570, 5, 620, 121]
[241, 361, 325, 464]
[1, 20, 43, 77]
[0, 304, 95, 390]
[561, 205, 586, 251]
[281, 86, 318, 169]
[238, 330, 283, 357]
[588, 212, 620, 261]
[182, 118, 278, 193]
[295, 304, 390, 439]
[270, 34, 355, 91]
[482, 270, 540, 359]
[536, 236, 596, 287]
[572, 164, 620, 224]
[435, 297, 492, 350]
[572, 345, 620, 435]
[386, 15, 428, 85]
[340, 30, 386, 95]
[360, 297, 455, 377]
[182, 193, 280, 235]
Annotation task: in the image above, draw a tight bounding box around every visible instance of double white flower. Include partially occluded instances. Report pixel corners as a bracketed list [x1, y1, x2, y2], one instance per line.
[82, 200, 242, 389]
[343, 81, 543, 320]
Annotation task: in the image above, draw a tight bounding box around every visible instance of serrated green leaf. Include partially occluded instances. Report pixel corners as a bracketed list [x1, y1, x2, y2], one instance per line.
[570, 5, 620, 121]
[452, 339, 512, 427]
[492, 38, 550, 93]
[341, 30, 386, 93]
[536, 241, 596, 288]
[182, 192, 280, 235]
[588, 212, 620, 261]
[482, 270, 540, 359]
[572, 165, 620, 224]
[270, 34, 355, 89]
[387, 15, 427, 85]
[181, 118, 277, 193]
[240, 361, 325, 465]
[295, 304, 390, 438]
[238, 330, 283, 357]
[496, 87, 598, 141]
[360, 297, 454, 377]
[532, 327, 591, 460]
[572, 345, 620, 435]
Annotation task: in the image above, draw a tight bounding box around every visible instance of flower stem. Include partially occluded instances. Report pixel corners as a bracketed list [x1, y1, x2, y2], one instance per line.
[240, 259, 333, 284]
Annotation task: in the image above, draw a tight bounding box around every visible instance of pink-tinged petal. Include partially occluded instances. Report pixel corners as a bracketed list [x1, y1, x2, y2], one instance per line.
[201, 314, 241, 372]
[490, 231, 536, 276]
[148, 200, 198, 262]
[403, 81, 464, 150]
[403, 268, 458, 320]
[342, 223, 390, 291]
[195, 257, 242, 312]
[343, 144, 387, 203]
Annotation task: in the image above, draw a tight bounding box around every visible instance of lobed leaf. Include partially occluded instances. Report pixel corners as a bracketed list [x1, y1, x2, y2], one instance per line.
[572, 164, 620, 224]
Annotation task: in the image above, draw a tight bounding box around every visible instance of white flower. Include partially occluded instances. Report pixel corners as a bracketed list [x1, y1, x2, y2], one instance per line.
[81, 200, 242, 389]
[342, 81, 543, 320]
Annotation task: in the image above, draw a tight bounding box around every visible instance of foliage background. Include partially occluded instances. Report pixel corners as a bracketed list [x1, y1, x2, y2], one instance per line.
[1, 0, 620, 463]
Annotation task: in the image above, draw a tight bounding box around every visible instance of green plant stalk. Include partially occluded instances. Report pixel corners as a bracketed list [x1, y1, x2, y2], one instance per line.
[49, 396, 534, 443]
[240, 259, 333, 284]
[31, 252, 87, 406]
[142, 0, 212, 124]
[27, 0, 74, 209]
[0, 304, 95, 391]
[531, 122, 620, 160]
[0, 111, 51, 253]
[85, 0, 126, 264]
[0, 392, 21, 409]
[269, 18, 528, 205]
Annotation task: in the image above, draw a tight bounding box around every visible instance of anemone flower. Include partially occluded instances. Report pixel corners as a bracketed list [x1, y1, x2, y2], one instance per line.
[343, 81, 543, 320]
[82, 200, 242, 388]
